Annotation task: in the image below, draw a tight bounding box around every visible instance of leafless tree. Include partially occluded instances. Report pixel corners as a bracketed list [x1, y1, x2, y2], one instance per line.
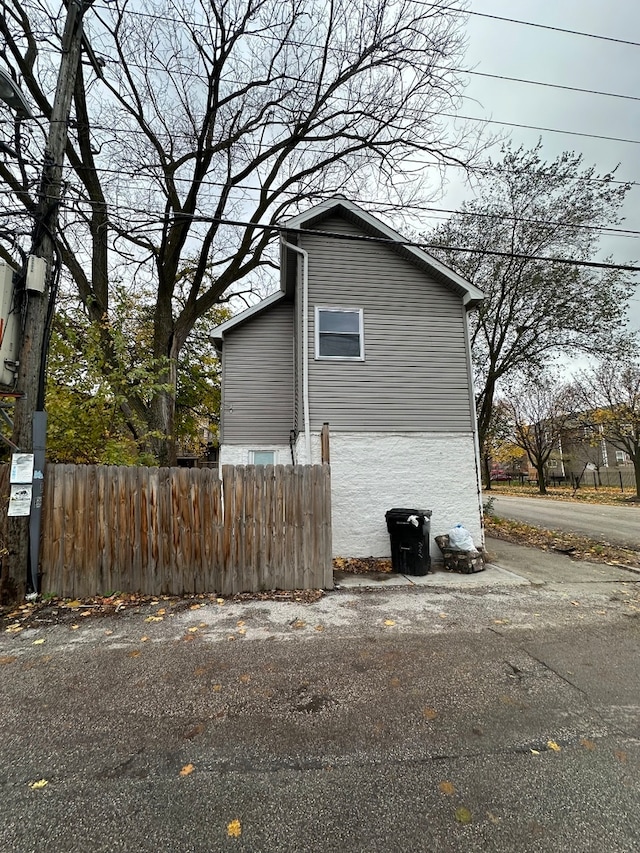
[571, 356, 640, 500]
[428, 143, 636, 480]
[0, 0, 480, 463]
[502, 371, 576, 495]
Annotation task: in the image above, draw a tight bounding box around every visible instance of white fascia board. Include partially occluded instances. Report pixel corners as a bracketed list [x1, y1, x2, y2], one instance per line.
[210, 291, 286, 347]
[281, 197, 484, 309]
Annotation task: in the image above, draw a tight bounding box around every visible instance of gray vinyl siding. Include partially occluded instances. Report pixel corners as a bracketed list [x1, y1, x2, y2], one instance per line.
[221, 300, 294, 444]
[298, 215, 474, 432]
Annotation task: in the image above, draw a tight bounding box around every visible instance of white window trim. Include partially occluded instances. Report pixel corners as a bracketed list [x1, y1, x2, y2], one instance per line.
[250, 449, 276, 465]
[314, 306, 364, 361]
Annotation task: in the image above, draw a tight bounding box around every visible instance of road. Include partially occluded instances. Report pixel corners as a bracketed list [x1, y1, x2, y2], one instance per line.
[1, 560, 640, 853]
[490, 494, 640, 550]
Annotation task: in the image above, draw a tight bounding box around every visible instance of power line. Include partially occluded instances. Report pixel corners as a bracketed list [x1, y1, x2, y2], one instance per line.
[441, 113, 640, 147]
[462, 69, 640, 104]
[421, 2, 640, 48]
[52, 170, 640, 239]
[86, 1, 640, 49]
[54, 204, 640, 272]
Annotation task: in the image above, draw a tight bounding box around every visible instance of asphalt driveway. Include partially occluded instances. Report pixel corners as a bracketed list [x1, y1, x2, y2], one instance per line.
[2, 554, 640, 853]
[489, 495, 640, 550]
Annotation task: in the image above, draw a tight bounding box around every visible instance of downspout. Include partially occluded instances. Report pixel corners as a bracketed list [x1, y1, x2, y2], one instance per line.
[462, 300, 485, 545]
[282, 239, 311, 463]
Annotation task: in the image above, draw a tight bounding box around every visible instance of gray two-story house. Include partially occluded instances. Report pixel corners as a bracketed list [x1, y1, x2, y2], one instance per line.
[212, 198, 485, 559]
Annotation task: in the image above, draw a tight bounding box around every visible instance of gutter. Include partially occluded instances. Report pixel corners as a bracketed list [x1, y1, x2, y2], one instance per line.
[282, 239, 311, 463]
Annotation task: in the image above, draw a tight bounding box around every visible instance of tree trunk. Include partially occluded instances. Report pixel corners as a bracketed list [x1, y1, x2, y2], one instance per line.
[482, 453, 492, 490]
[536, 462, 547, 495]
[633, 454, 640, 500]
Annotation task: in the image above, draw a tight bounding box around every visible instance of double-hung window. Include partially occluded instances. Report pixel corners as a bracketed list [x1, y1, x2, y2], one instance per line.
[315, 307, 364, 360]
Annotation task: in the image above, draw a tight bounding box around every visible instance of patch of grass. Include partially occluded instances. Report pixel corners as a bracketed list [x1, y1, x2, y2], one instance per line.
[484, 483, 639, 506]
[485, 515, 640, 568]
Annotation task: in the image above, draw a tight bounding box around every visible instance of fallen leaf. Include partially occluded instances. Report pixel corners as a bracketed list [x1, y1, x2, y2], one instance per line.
[390, 677, 401, 688]
[439, 613, 448, 619]
[486, 811, 501, 824]
[237, 620, 245, 627]
[156, 608, 166, 616]
[547, 740, 561, 752]
[128, 649, 141, 658]
[614, 750, 627, 763]
[227, 819, 242, 838]
[182, 634, 195, 642]
[493, 619, 509, 625]
[0, 656, 17, 665]
[239, 673, 251, 683]
[144, 616, 163, 623]
[455, 806, 472, 824]
[530, 749, 540, 755]
[80, 610, 91, 618]
[104, 629, 113, 635]
[71, 625, 80, 630]
[315, 625, 324, 632]
[140, 636, 149, 642]
[571, 601, 580, 607]
[188, 626, 199, 633]
[383, 619, 395, 627]
[580, 738, 596, 751]
[198, 622, 209, 629]
[33, 638, 45, 645]
[190, 604, 203, 610]
[29, 779, 48, 790]
[291, 619, 305, 629]
[423, 707, 438, 721]
[237, 628, 246, 635]
[5, 623, 23, 634]
[439, 781, 455, 795]
[213, 684, 222, 692]
[227, 635, 235, 641]
[179, 763, 195, 777]
[67, 600, 81, 609]
[184, 724, 205, 740]
[216, 598, 225, 605]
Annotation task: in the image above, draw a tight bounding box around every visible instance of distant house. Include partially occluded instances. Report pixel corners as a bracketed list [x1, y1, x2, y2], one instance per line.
[212, 198, 485, 558]
[545, 423, 636, 489]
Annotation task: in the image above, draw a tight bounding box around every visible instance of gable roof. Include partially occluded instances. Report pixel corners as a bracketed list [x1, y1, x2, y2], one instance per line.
[281, 197, 484, 308]
[210, 290, 287, 351]
[211, 197, 484, 347]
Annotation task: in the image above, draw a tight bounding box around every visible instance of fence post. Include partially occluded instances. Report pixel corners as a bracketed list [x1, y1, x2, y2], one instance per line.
[321, 422, 330, 465]
[620, 470, 624, 493]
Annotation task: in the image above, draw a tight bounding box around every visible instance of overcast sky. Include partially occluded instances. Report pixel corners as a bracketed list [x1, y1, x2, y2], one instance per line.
[439, 0, 640, 333]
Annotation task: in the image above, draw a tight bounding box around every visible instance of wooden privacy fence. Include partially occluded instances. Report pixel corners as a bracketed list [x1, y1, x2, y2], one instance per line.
[34, 463, 332, 598]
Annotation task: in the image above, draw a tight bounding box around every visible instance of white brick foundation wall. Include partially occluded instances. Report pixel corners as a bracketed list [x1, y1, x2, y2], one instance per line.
[221, 431, 484, 560]
[298, 430, 483, 558]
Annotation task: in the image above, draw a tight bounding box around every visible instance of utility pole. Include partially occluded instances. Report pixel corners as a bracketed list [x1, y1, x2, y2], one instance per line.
[7, 1, 88, 595]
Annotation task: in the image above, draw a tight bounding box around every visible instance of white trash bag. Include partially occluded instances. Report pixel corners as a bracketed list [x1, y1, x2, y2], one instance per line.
[447, 524, 475, 552]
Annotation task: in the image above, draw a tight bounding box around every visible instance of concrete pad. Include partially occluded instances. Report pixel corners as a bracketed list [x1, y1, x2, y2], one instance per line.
[405, 564, 529, 587]
[334, 571, 412, 588]
[334, 564, 529, 589]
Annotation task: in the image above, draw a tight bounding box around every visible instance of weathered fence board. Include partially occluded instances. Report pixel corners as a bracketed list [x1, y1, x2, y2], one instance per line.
[22, 462, 331, 598]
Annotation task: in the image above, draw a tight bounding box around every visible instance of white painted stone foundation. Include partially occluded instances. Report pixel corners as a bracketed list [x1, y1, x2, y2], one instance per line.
[297, 430, 483, 558]
[220, 432, 484, 560]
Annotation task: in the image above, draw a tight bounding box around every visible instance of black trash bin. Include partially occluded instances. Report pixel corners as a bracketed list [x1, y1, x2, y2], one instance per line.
[385, 507, 432, 576]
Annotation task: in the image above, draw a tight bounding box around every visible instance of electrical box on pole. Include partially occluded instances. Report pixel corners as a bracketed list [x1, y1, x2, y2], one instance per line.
[0, 259, 20, 389]
[26, 255, 47, 293]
